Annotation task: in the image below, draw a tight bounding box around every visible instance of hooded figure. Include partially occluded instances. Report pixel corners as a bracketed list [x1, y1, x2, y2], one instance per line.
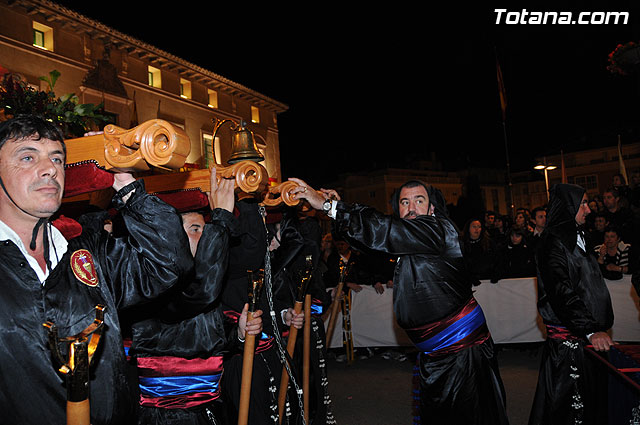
[529, 183, 614, 425]
[313, 179, 509, 425]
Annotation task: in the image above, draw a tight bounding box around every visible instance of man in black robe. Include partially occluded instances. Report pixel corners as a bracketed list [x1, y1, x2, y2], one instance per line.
[126, 171, 263, 425]
[290, 178, 509, 425]
[0, 115, 193, 424]
[528, 183, 615, 425]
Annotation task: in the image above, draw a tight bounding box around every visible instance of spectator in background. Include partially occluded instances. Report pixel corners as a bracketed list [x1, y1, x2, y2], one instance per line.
[613, 173, 631, 210]
[602, 187, 633, 241]
[484, 210, 496, 232]
[528, 206, 546, 250]
[594, 226, 632, 280]
[586, 213, 609, 253]
[494, 227, 536, 280]
[491, 214, 509, 248]
[513, 210, 533, 236]
[460, 218, 498, 283]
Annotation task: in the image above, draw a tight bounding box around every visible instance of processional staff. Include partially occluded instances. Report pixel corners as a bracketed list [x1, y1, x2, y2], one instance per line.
[303, 293, 312, 424]
[42, 305, 106, 425]
[238, 270, 265, 425]
[324, 260, 348, 346]
[277, 255, 314, 424]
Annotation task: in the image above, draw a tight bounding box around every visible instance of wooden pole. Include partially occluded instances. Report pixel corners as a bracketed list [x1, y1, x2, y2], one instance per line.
[66, 401, 90, 425]
[238, 311, 257, 425]
[324, 281, 344, 346]
[277, 300, 304, 423]
[303, 294, 312, 424]
[238, 270, 264, 425]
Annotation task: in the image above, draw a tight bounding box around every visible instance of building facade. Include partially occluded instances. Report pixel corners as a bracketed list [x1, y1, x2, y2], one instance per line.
[0, 0, 287, 182]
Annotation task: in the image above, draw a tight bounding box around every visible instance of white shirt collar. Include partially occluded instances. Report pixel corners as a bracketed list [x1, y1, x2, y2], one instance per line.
[0, 219, 68, 284]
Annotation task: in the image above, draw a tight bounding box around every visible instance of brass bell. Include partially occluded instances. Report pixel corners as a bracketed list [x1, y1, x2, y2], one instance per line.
[228, 121, 264, 164]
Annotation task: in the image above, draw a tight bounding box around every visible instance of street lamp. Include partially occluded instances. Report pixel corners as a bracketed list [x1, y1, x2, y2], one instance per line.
[534, 159, 557, 201]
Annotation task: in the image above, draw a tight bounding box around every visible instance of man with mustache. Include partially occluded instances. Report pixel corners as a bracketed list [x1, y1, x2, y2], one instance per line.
[289, 178, 510, 425]
[0, 115, 193, 424]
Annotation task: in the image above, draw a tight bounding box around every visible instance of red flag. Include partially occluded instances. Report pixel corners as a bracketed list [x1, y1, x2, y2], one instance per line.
[496, 58, 507, 122]
[561, 150, 567, 183]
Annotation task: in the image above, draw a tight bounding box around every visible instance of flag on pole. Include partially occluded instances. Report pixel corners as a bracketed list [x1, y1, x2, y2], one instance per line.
[496, 58, 507, 122]
[618, 134, 629, 184]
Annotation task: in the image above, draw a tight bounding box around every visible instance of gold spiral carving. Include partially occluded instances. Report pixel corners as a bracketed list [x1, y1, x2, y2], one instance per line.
[103, 119, 190, 171]
[262, 180, 301, 207]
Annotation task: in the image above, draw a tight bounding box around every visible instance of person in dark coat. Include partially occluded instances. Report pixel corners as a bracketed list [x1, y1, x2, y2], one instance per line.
[126, 172, 263, 425]
[290, 177, 509, 425]
[528, 183, 615, 425]
[0, 115, 193, 424]
[459, 218, 498, 282]
[494, 227, 536, 280]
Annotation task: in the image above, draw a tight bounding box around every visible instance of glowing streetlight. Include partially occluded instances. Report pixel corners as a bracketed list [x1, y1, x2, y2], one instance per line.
[534, 159, 556, 201]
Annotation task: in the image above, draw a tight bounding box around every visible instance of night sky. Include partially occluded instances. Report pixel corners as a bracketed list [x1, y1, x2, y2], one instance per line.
[54, 1, 640, 186]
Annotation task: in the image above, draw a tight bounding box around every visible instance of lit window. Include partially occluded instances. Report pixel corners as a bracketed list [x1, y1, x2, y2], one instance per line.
[180, 78, 191, 99]
[203, 133, 222, 167]
[32, 22, 53, 51]
[207, 89, 218, 108]
[251, 106, 260, 123]
[148, 66, 161, 88]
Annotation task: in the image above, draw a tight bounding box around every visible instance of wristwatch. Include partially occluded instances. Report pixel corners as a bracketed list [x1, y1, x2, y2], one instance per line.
[322, 199, 332, 212]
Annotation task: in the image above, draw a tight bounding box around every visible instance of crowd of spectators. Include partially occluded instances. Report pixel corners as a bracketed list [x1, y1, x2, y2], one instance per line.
[460, 173, 640, 284]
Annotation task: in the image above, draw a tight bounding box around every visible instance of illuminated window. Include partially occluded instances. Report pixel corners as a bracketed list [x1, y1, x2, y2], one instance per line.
[148, 66, 161, 88]
[203, 133, 222, 167]
[207, 89, 218, 108]
[251, 106, 260, 124]
[180, 78, 191, 99]
[32, 22, 53, 51]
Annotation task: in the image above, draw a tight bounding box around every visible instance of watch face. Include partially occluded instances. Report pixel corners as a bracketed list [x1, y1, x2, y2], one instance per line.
[323, 200, 331, 211]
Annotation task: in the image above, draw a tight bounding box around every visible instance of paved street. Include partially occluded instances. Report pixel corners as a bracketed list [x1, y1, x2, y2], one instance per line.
[326, 344, 542, 425]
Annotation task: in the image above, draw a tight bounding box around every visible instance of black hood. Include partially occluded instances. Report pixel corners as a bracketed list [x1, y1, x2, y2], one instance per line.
[544, 183, 585, 249]
[546, 183, 585, 228]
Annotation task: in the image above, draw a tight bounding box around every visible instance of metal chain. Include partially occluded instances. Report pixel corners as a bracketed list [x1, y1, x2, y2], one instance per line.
[259, 205, 307, 425]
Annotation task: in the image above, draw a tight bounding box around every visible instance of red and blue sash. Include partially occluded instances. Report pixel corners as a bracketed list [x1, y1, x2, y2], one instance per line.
[404, 297, 489, 357]
[137, 355, 223, 409]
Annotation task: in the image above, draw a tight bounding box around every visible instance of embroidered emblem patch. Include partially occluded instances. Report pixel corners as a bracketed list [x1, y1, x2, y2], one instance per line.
[70, 249, 98, 287]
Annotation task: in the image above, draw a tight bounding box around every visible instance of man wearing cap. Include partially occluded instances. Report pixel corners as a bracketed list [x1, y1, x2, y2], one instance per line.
[0, 115, 193, 424]
[529, 184, 614, 425]
[290, 177, 509, 425]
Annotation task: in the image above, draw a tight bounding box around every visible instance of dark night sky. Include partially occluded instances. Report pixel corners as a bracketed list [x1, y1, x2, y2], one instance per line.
[54, 1, 640, 186]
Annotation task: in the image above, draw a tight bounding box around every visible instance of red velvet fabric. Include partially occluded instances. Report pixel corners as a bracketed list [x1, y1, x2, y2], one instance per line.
[51, 215, 83, 240]
[64, 161, 114, 198]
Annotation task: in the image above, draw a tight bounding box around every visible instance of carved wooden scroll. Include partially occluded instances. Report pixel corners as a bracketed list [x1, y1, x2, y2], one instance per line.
[64, 119, 190, 172]
[143, 161, 270, 195]
[262, 180, 301, 207]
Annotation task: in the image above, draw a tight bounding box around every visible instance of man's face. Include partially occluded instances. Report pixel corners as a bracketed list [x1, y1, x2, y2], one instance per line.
[335, 240, 350, 256]
[604, 231, 619, 249]
[603, 192, 617, 211]
[182, 212, 205, 257]
[594, 216, 608, 232]
[398, 185, 430, 219]
[485, 214, 495, 227]
[0, 136, 65, 220]
[534, 210, 546, 228]
[575, 194, 591, 226]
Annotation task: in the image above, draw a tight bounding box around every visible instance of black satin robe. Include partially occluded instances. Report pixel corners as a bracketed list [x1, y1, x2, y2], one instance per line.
[529, 184, 614, 425]
[0, 180, 193, 425]
[128, 208, 236, 424]
[221, 200, 289, 425]
[333, 198, 509, 425]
